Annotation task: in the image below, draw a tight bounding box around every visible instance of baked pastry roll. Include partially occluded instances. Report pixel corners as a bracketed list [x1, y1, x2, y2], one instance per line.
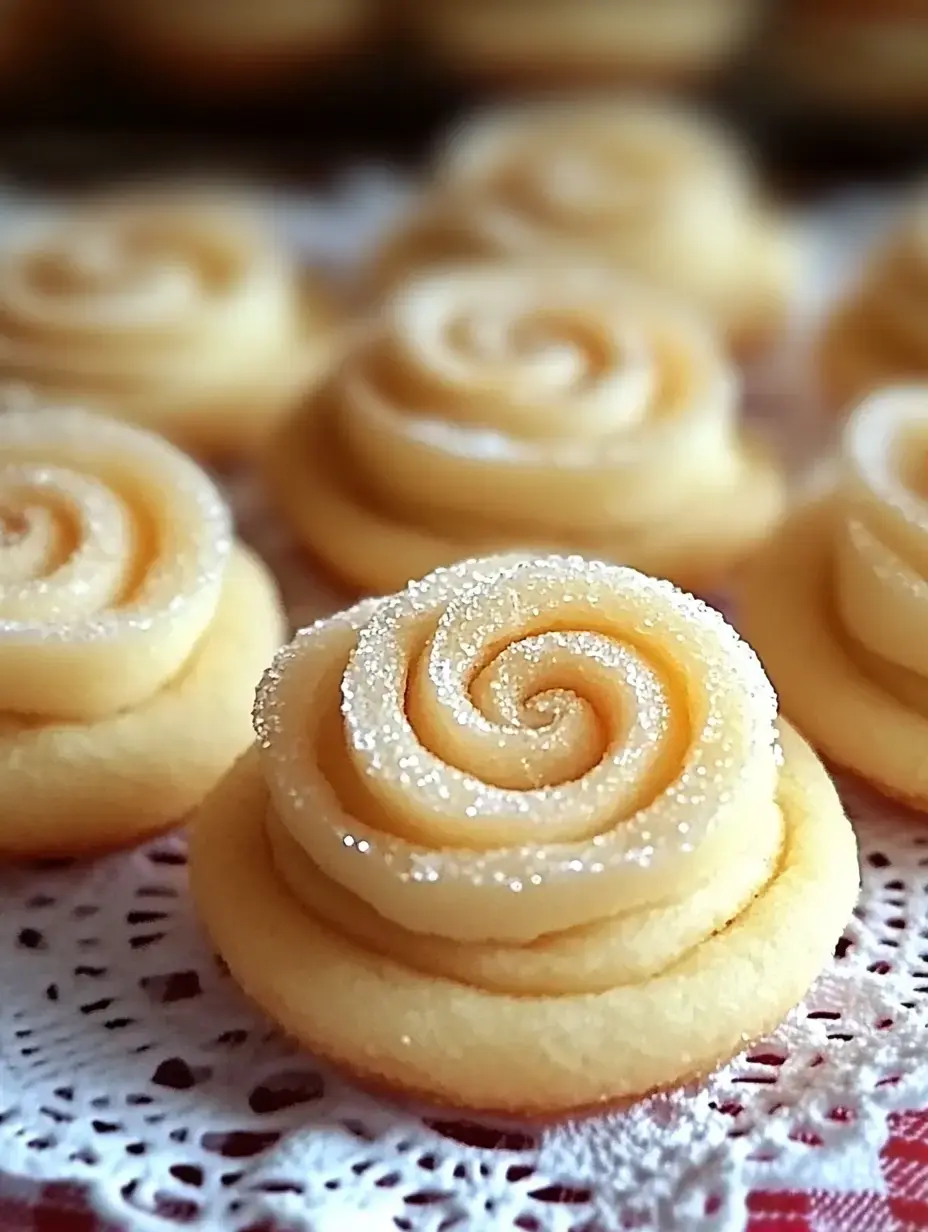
[0, 405, 285, 858]
[412, 0, 763, 92]
[740, 386, 928, 809]
[268, 265, 784, 595]
[0, 189, 330, 460]
[191, 554, 858, 1116]
[366, 99, 796, 355]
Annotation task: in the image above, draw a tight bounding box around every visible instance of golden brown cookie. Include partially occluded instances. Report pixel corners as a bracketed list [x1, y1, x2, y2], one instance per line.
[0, 406, 286, 859]
[819, 197, 928, 414]
[738, 386, 928, 809]
[364, 99, 796, 356]
[0, 187, 332, 461]
[190, 554, 858, 1117]
[268, 265, 784, 597]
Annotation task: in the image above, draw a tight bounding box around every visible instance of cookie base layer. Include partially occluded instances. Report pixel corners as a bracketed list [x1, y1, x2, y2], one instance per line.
[267, 408, 785, 598]
[737, 497, 928, 810]
[189, 724, 857, 1117]
[0, 545, 286, 859]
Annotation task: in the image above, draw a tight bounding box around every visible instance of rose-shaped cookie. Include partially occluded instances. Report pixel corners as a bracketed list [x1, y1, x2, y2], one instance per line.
[739, 386, 928, 808]
[365, 100, 796, 354]
[0, 189, 330, 460]
[93, 0, 379, 97]
[413, 0, 762, 93]
[820, 196, 928, 414]
[190, 554, 858, 1116]
[267, 265, 784, 596]
[0, 405, 285, 858]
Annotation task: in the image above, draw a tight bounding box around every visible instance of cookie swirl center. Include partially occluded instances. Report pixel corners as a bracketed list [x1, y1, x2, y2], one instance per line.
[387, 269, 659, 438]
[0, 407, 230, 719]
[254, 555, 780, 943]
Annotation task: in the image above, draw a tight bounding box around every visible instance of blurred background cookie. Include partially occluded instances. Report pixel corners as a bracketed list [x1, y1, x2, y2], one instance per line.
[268, 263, 784, 596]
[0, 186, 333, 459]
[365, 99, 796, 356]
[819, 190, 928, 414]
[409, 0, 765, 94]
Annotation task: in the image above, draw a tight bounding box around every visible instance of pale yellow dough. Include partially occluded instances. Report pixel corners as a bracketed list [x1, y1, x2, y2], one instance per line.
[738, 386, 928, 809]
[190, 554, 858, 1116]
[268, 266, 784, 597]
[0, 188, 331, 460]
[820, 197, 928, 414]
[364, 100, 796, 355]
[0, 408, 286, 858]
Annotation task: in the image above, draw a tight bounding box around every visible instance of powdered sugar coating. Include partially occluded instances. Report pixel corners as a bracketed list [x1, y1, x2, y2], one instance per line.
[253, 553, 779, 943]
[0, 407, 230, 642]
[0, 405, 232, 721]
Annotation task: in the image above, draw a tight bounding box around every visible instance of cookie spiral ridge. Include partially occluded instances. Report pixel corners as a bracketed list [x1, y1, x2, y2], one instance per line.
[0, 192, 308, 448]
[254, 555, 783, 981]
[345, 267, 740, 530]
[367, 100, 793, 346]
[0, 406, 230, 720]
[272, 264, 783, 595]
[834, 387, 928, 701]
[440, 102, 752, 292]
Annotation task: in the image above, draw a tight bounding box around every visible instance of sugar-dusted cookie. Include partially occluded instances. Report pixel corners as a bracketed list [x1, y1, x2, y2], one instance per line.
[0, 406, 286, 859]
[191, 554, 858, 1117]
[0, 188, 331, 460]
[268, 265, 784, 597]
[365, 99, 796, 355]
[739, 385, 928, 808]
[820, 195, 928, 414]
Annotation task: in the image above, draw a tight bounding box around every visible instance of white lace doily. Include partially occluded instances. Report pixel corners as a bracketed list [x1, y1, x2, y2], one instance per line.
[0, 174, 924, 1232]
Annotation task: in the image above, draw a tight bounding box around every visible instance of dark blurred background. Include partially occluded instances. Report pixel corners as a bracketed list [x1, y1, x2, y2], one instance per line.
[0, 0, 926, 193]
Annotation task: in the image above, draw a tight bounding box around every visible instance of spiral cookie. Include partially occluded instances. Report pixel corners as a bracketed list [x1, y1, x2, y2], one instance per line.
[738, 386, 928, 808]
[820, 197, 928, 414]
[0, 406, 286, 859]
[0, 190, 329, 460]
[413, 0, 762, 92]
[190, 554, 858, 1116]
[267, 265, 784, 597]
[365, 100, 795, 354]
